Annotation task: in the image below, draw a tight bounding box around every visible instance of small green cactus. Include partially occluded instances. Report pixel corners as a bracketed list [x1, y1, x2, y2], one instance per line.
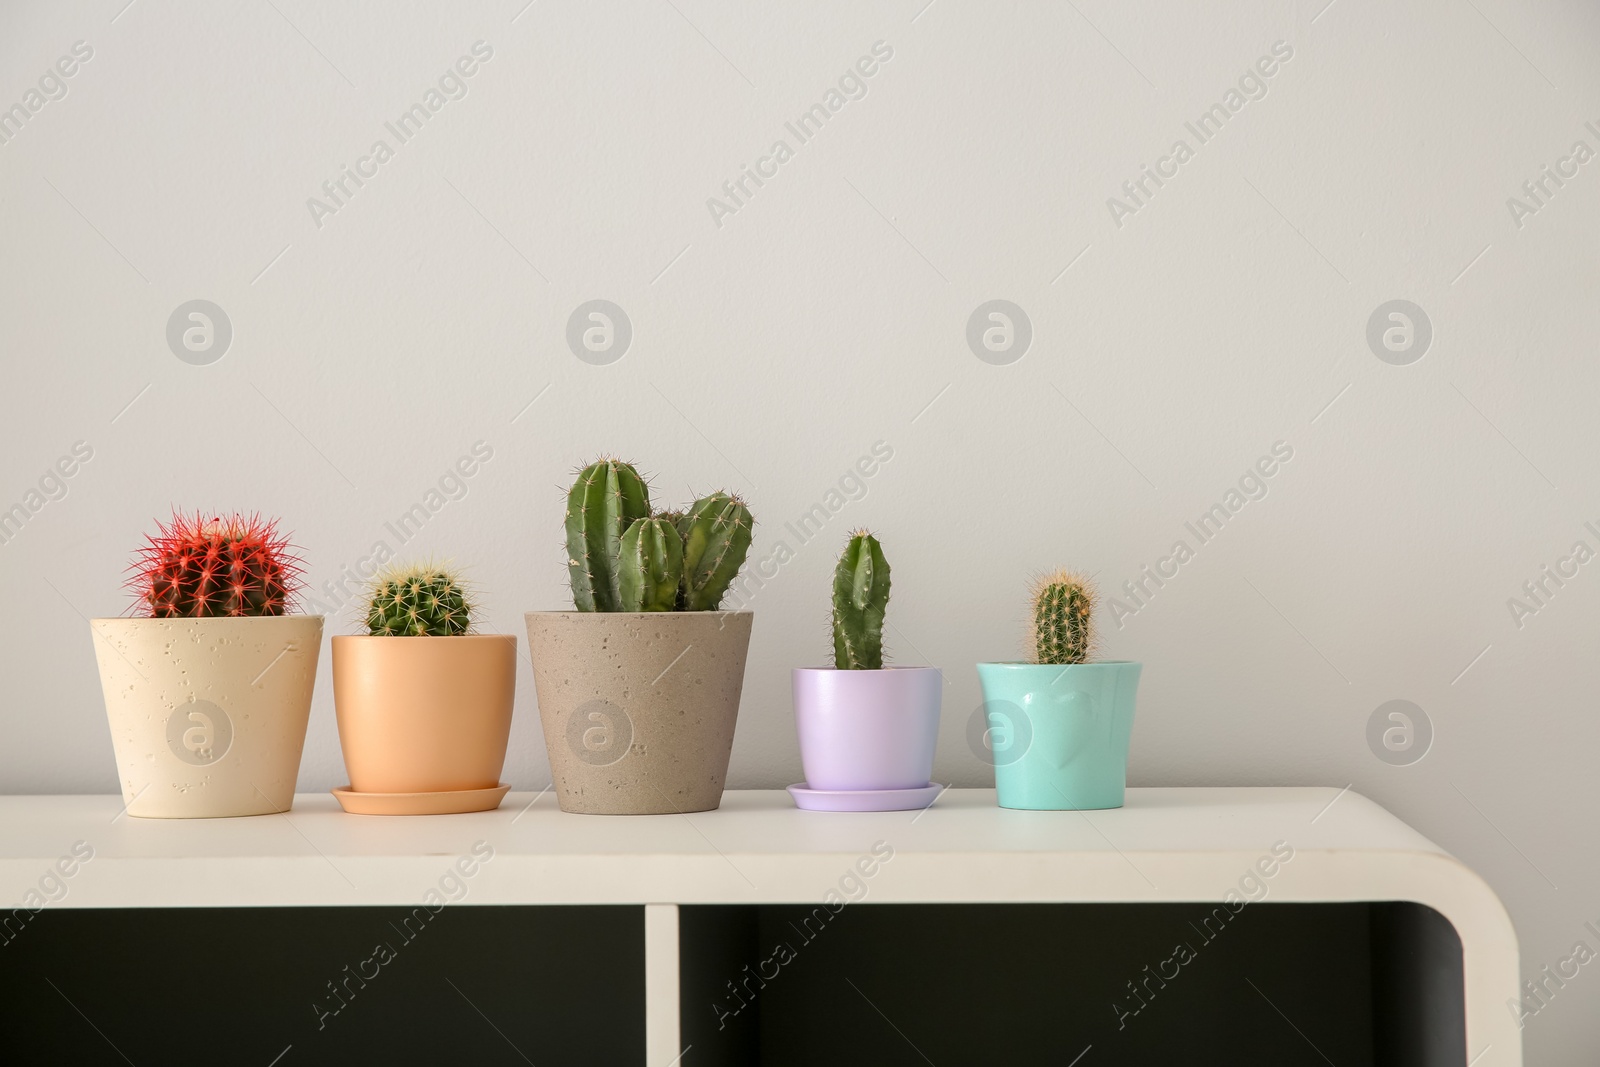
[619, 516, 684, 612]
[679, 492, 753, 611]
[565, 457, 651, 612]
[1031, 570, 1096, 665]
[366, 563, 473, 637]
[832, 530, 890, 670]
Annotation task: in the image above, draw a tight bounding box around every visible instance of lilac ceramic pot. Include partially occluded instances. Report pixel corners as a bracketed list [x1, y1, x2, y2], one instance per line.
[792, 667, 942, 791]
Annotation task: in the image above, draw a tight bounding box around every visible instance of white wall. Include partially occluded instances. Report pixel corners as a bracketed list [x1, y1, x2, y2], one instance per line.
[3, 0, 1598, 1058]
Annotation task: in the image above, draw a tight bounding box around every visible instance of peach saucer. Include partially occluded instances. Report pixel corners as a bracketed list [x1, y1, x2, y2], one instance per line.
[331, 782, 511, 816]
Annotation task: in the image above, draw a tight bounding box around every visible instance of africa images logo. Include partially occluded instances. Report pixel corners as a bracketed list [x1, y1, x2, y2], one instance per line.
[166, 700, 233, 766]
[166, 300, 233, 365]
[566, 699, 633, 767]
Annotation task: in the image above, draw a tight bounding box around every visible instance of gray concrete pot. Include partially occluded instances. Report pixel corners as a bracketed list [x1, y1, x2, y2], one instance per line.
[525, 611, 753, 815]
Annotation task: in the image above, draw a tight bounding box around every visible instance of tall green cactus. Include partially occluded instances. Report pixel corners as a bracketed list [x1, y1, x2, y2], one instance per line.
[1032, 570, 1096, 665]
[367, 564, 473, 636]
[832, 530, 890, 670]
[678, 492, 753, 611]
[619, 517, 684, 612]
[565, 458, 651, 612]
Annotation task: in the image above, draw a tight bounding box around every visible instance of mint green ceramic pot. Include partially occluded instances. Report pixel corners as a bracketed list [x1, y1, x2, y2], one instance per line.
[974, 661, 1142, 810]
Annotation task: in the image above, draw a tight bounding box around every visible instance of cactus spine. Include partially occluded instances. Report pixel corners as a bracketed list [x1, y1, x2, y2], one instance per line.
[679, 492, 753, 611]
[565, 458, 651, 612]
[832, 530, 890, 670]
[131, 512, 303, 618]
[619, 517, 683, 612]
[1031, 570, 1096, 665]
[366, 563, 473, 636]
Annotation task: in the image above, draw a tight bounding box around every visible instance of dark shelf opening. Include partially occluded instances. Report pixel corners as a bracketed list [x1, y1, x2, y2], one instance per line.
[680, 901, 1465, 1067]
[1, 904, 644, 1067]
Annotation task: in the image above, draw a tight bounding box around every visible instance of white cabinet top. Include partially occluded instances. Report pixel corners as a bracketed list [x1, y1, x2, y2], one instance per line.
[1, 787, 1522, 1065]
[0, 786, 1483, 907]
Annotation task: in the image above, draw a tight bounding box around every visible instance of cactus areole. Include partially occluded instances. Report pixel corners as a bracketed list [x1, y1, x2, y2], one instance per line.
[564, 457, 753, 613]
[832, 530, 890, 670]
[130, 511, 304, 618]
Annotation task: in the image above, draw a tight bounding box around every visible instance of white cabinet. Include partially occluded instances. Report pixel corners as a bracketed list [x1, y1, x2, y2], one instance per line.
[0, 788, 1520, 1065]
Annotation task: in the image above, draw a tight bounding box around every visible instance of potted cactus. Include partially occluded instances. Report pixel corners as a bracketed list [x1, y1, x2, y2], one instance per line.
[330, 562, 516, 815]
[788, 531, 943, 812]
[526, 457, 755, 815]
[90, 512, 322, 818]
[975, 571, 1142, 810]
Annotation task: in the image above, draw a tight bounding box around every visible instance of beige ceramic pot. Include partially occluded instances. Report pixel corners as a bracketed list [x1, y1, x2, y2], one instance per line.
[331, 634, 516, 795]
[525, 611, 753, 815]
[91, 615, 323, 818]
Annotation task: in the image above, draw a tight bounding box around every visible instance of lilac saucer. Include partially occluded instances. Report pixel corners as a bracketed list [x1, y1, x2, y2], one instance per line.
[787, 782, 944, 812]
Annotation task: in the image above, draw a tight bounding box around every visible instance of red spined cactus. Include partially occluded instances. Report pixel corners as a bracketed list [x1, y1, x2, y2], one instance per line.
[130, 511, 305, 618]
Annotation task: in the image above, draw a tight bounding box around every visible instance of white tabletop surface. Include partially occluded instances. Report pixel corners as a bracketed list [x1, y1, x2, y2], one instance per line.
[0, 786, 1455, 907]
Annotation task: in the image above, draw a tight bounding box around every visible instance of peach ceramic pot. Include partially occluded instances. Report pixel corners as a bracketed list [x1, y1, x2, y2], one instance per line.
[525, 611, 753, 815]
[332, 635, 517, 794]
[91, 615, 323, 818]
